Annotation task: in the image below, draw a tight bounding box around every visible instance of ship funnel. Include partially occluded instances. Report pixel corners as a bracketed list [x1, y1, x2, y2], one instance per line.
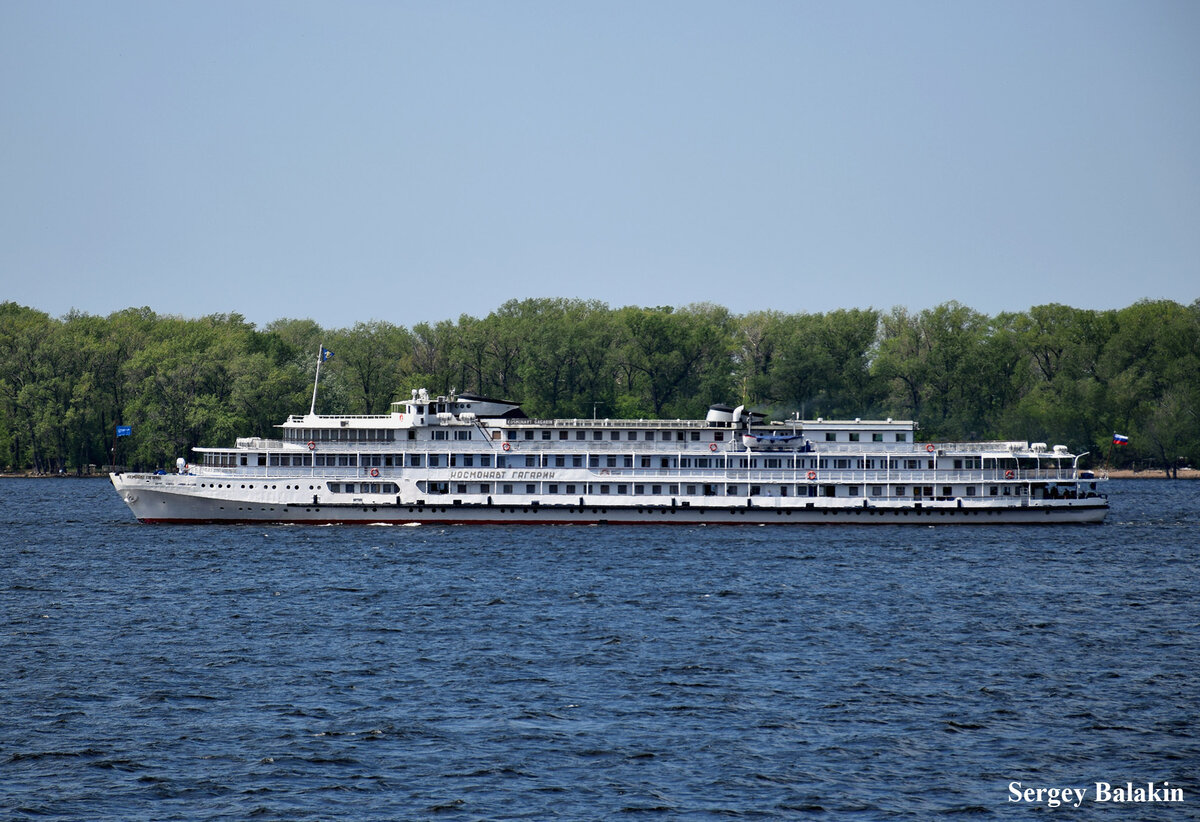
[706, 404, 734, 424]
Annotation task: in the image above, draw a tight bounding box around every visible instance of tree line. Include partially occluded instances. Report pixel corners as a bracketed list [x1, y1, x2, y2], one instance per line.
[1, 298, 1196, 476]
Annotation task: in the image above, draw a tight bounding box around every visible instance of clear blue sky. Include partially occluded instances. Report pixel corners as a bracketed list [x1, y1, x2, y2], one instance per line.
[2, 1, 1197, 330]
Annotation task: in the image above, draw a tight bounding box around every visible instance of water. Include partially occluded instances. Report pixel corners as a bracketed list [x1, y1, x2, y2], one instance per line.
[2, 479, 1196, 820]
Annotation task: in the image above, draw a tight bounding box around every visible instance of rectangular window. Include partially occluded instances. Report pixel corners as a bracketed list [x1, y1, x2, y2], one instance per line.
[872, 433, 883, 442]
[645, 431, 655, 441]
[826, 432, 837, 441]
[848, 485, 860, 496]
[713, 431, 724, 441]
[433, 430, 448, 440]
[559, 431, 569, 440]
[895, 486, 906, 496]
[610, 431, 620, 441]
[428, 455, 440, 467]
[503, 484, 513, 494]
[525, 430, 534, 440]
[849, 433, 860, 442]
[897, 433, 907, 442]
[454, 430, 471, 440]
[548, 484, 558, 494]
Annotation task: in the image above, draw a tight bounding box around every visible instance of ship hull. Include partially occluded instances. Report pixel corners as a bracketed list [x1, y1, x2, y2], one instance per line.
[112, 474, 1107, 525]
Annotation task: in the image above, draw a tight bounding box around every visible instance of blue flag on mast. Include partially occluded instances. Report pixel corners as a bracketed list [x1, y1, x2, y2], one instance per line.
[116, 425, 132, 437]
[321, 347, 334, 361]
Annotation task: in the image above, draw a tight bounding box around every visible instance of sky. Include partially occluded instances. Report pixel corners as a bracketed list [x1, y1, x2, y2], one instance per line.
[1, 1, 1197, 330]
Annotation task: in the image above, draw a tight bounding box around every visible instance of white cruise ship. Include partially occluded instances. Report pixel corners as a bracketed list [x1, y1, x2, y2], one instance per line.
[111, 388, 1108, 525]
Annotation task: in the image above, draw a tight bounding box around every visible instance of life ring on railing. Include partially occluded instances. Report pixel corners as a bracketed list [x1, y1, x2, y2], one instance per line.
[502, 442, 511, 451]
[307, 441, 316, 451]
[709, 442, 718, 452]
[370, 468, 379, 477]
[1004, 470, 1014, 479]
[926, 443, 936, 453]
[806, 470, 817, 480]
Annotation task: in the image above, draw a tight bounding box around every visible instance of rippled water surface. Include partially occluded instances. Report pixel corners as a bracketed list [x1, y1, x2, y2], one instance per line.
[2, 479, 1197, 820]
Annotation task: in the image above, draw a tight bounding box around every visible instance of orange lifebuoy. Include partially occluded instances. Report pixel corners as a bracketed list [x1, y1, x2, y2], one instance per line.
[307, 441, 316, 450]
[502, 442, 511, 451]
[926, 444, 936, 453]
[709, 442, 718, 452]
[806, 470, 817, 480]
[370, 468, 379, 477]
[1004, 470, 1014, 479]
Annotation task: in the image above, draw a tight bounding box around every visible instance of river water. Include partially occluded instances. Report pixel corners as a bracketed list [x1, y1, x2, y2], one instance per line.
[2, 478, 1196, 820]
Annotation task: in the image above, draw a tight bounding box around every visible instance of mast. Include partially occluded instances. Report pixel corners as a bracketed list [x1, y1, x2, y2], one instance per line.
[310, 345, 332, 415]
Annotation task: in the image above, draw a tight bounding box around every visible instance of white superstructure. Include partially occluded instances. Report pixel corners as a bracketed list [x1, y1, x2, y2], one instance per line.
[111, 388, 1108, 524]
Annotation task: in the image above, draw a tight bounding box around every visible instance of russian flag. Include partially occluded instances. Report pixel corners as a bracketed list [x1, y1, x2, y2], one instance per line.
[1113, 434, 1129, 446]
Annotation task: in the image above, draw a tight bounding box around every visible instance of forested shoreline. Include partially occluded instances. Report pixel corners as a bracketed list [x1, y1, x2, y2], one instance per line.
[1, 298, 1196, 476]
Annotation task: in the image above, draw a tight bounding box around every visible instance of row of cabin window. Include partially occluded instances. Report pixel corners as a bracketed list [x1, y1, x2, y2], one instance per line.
[504, 429, 725, 442]
[288, 429, 397, 442]
[426, 483, 1017, 497]
[212, 452, 945, 471]
[824, 432, 908, 442]
[282, 427, 910, 445]
[326, 482, 400, 494]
